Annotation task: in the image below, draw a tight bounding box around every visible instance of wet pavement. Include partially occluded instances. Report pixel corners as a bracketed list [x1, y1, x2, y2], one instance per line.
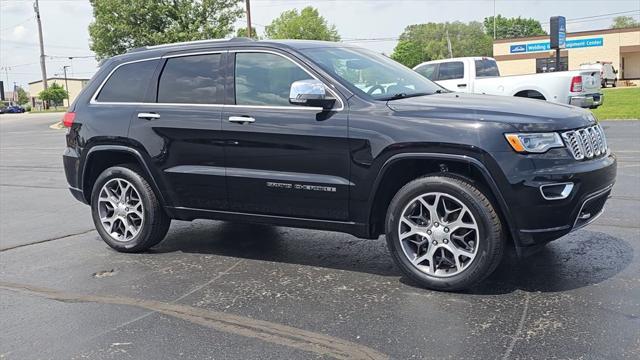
[1, 113, 638, 359]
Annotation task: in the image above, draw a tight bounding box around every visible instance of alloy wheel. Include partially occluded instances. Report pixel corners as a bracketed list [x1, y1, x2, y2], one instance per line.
[97, 178, 144, 242]
[398, 192, 479, 277]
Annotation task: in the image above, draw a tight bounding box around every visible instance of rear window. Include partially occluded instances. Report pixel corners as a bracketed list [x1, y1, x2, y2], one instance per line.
[437, 62, 464, 80]
[157, 54, 222, 104]
[474, 59, 499, 77]
[96, 59, 158, 102]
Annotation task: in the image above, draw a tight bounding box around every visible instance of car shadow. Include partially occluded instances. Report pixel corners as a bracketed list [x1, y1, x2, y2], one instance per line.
[464, 230, 633, 295]
[153, 221, 632, 294]
[152, 220, 398, 276]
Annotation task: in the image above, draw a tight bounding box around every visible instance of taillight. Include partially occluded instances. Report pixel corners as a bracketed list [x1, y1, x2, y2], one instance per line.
[62, 112, 76, 127]
[570, 76, 582, 92]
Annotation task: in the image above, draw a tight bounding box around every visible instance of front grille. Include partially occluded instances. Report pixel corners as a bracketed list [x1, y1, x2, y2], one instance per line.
[561, 125, 608, 160]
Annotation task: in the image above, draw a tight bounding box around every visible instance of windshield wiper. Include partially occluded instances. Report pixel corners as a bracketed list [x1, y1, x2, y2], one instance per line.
[380, 92, 435, 101]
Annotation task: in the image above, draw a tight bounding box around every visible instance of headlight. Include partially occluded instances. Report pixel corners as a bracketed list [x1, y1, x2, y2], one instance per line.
[504, 132, 564, 153]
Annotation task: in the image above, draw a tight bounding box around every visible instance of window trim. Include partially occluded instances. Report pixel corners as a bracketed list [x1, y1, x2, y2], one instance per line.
[230, 49, 344, 111]
[90, 49, 344, 112]
[90, 57, 161, 105]
[156, 52, 225, 105]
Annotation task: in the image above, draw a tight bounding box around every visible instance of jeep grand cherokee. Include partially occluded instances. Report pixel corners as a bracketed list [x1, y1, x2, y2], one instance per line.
[63, 38, 616, 291]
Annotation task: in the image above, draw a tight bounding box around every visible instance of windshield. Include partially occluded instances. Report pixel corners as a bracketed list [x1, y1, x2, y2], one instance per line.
[300, 47, 444, 100]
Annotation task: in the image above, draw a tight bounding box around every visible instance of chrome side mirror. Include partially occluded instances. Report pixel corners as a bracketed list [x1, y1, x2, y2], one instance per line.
[289, 79, 335, 110]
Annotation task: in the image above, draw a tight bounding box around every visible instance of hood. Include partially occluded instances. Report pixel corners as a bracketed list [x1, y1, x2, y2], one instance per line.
[386, 92, 596, 132]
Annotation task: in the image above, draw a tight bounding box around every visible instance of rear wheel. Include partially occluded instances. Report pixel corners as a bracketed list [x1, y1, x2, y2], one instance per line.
[612, 80, 617, 88]
[91, 165, 170, 252]
[385, 176, 504, 291]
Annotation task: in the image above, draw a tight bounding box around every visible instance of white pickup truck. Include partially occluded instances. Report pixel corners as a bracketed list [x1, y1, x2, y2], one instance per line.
[413, 57, 603, 108]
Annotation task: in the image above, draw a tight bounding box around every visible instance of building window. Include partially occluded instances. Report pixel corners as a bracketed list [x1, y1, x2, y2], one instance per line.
[536, 56, 568, 73]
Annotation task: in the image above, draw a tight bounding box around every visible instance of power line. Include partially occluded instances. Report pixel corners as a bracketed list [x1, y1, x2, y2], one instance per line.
[0, 16, 34, 32]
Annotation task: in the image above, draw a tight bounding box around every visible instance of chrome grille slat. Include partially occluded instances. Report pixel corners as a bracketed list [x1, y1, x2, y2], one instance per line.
[562, 125, 608, 160]
[587, 127, 601, 156]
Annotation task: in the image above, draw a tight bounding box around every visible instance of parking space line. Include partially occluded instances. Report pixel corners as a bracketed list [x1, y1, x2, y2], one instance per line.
[173, 259, 244, 302]
[0, 228, 96, 252]
[0, 183, 67, 190]
[502, 291, 530, 360]
[0, 281, 389, 360]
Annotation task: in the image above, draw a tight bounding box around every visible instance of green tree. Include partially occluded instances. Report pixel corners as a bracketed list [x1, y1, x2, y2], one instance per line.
[235, 27, 260, 39]
[38, 83, 68, 109]
[391, 22, 492, 68]
[610, 16, 640, 29]
[483, 15, 547, 39]
[16, 86, 29, 105]
[265, 6, 340, 41]
[391, 40, 424, 69]
[88, 0, 243, 59]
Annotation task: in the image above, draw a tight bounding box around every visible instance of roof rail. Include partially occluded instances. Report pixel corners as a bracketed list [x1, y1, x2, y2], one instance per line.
[127, 37, 255, 53]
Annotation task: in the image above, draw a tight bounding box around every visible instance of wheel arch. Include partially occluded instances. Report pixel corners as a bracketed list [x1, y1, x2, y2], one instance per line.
[366, 153, 518, 245]
[81, 145, 167, 206]
[513, 89, 546, 100]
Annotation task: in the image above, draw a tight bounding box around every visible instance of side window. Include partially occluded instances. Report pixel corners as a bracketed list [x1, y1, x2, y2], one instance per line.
[474, 59, 499, 77]
[157, 54, 222, 104]
[235, 52, 313, 106]
[437, 62, 464, 81]
[96, 60, 158, 102]
[415, 64, 438, 80]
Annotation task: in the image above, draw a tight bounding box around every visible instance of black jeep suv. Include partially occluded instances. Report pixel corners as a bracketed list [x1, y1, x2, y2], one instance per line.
[63, 39, 616, 291]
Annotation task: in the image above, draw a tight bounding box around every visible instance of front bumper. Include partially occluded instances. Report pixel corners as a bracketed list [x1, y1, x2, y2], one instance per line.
[489, 150, 617, 255]
[569, 92, 603, 108]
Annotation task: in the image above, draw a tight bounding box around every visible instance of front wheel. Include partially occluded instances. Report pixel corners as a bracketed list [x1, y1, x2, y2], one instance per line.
[385, 176, 504, 291]
[91, 165, 170, 252]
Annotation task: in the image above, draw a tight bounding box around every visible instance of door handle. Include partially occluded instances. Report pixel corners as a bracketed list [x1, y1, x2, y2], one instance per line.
[457, 83, 467, 88]
[228, 116, 255, 124]
[138, 112, 160, 120]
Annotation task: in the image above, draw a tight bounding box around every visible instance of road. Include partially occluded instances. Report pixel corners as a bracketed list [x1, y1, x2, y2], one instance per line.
[1, 112, 639, 359]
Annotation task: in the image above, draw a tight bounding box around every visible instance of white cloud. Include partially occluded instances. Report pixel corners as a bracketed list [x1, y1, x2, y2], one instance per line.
[12, 25, 26, 40]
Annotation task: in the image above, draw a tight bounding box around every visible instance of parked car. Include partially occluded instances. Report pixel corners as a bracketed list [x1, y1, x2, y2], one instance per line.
[580, 61, 618, 88]
[414, 57, 604, 109]
[0, 106, 6, 114]
[63, 39, 616, 291]
[5, 105, 26, 113]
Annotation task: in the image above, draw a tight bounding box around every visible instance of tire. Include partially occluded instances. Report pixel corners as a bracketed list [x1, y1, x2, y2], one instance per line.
[385, 175, 504, 291]
[612, 80, 617, 88]
[91, 164, 170, 252]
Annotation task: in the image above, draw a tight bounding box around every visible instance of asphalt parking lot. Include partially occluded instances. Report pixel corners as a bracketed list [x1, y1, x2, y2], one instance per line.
[1, 113, 638, 359]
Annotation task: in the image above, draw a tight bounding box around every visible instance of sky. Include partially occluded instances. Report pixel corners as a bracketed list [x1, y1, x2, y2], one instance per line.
[1, 0, 639, 92]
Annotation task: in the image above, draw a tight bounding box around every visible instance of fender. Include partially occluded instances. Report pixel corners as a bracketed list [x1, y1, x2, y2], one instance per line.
[81, 145, 168, 205]
[367, 152, 520, 246]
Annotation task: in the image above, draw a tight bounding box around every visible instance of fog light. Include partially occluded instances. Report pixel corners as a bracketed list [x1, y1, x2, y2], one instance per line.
[540, 182, 574, 200]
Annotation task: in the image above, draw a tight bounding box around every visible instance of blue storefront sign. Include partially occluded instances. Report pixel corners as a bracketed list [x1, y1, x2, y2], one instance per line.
[558, 20, 566, 48]
[509, 37, 603, 54]
[510, 44, 527, 53]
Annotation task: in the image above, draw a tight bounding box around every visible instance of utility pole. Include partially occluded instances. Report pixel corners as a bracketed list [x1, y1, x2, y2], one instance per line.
[493, 0, 497, 39]
[62, 65, 70, 107]
[445, 28, 453, 58]
[34, 0, 48, 107]
[245, 0, 252, 38]
[3, 67, 9, 92]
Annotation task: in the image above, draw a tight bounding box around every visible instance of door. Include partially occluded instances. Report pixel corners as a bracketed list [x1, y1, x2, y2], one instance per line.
[436, 61, 468, 92]
[127, 52, 227, 210]
[222, 50, 350, 220]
